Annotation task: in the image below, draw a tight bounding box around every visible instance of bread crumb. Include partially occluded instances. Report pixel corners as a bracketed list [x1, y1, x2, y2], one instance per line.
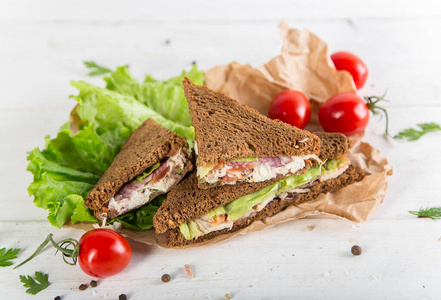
[185, 264, 194, 279]
[305, 225, 314, 231]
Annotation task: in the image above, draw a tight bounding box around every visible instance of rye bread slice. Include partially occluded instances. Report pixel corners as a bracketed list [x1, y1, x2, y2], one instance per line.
[166, 165, 365, 247]
[153, 132, 353, 233]
[85, 118, 190, 212]
[314, 132, 353, 161]
[183, 78, 321, 165]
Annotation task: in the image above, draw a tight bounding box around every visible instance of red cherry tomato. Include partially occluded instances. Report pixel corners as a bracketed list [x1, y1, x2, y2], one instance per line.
[318, 93, 369, 136]
[268, 90, 311, 129]
[331, 51, 368, 90]
[78, 229, 131, 278]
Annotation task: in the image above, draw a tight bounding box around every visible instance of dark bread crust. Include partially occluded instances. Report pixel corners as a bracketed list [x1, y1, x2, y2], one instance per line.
[314, 132, 353, 161]
[85, 119, 189, 211]
[166, 165, 365, 247]
[183, 78, 320, 165]
[153, 132, 353, 233]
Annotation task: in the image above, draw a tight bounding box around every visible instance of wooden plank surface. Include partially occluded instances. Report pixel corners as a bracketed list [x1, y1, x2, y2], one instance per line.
[1, 1, 441, 299]
[1, 219, 440, 299]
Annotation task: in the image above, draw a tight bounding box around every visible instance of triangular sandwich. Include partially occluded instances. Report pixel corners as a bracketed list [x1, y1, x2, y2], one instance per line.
[153, 132, 364, 247]
[85, 119, 193, 220]
[183, 78, 321, 189]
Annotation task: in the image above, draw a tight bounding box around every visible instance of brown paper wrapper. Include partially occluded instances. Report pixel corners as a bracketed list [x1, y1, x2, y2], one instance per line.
[66, 22, 392, 249]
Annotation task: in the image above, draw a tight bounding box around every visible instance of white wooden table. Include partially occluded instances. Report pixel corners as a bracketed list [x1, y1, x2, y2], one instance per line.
[1, 1, 441, 299]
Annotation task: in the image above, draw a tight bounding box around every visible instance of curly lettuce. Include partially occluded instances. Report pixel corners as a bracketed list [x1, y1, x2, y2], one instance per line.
[105, 65, 204, 127]
[27, 66, 204, 229]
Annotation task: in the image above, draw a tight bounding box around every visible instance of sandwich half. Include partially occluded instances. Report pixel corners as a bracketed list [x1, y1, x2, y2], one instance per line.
[153, 132, 365, 247]
[182, 78, 321, 189]
[85, 119, 193, 221]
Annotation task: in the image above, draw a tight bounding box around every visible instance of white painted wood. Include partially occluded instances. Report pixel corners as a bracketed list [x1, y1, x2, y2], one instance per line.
[1, 0, 441, 299]
[1, 220, 441, 300]
[1, 19, 441, 111]
[1, 0, 441, 22]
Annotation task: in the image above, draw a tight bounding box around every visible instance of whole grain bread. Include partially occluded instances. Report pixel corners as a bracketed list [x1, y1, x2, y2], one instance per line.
[166, 165, 365, 247]
[153, 132, 353, 233]
[313, 132, 353, 161]
[85, 119, 190, 211]
[183, 78, 320, 165]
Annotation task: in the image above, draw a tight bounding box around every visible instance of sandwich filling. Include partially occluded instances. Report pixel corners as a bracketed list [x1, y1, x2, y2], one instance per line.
[198, 154, 320, 185]
[106, 149, 188, 218]
[180, 156, 350, 240]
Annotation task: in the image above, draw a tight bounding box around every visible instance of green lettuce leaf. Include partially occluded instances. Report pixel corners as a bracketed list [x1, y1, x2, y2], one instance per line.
[27, 148, 99, 227]
[104, 65, 204, 127]
[225, 183, 279, 221]
[43, 122, 120, 175]
[179, 220, 203, 240]
[134, 162, 161, 183]
[72, 80, 193, 148]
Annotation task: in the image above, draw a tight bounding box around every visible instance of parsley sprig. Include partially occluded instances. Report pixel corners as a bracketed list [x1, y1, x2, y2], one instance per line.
[0, 248, 20, 267]
[84, 61, 112, 76]
[394, 122, 441, 141]
[19, 272, 50, 295]
[409, 207, 441, 220]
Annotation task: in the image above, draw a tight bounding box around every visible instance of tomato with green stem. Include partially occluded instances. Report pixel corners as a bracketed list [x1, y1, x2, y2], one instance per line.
[318, 92, 389, 136]
[15, 229, 132, 278]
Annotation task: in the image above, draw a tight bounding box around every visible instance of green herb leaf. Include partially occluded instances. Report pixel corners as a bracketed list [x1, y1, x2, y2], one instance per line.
[84, 61, 113, 76]
[394, 122, 441, 141]
[0, 248, 20, 267]
[409, 207, 441, 220]
[19, 272, 50, 295]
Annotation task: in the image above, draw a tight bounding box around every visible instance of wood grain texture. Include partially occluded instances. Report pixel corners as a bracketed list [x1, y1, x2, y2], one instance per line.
[1, 1, 441, 299]
[1, 220, 441, 299]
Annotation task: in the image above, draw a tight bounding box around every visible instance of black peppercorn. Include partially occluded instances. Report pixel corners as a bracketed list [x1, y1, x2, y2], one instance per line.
[90, 280, 98, 287]
[351, 245, 362, 256]
[119, 294, 128, 300]
[161, 274, 171, 283]
[79, 283, 87, 290]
